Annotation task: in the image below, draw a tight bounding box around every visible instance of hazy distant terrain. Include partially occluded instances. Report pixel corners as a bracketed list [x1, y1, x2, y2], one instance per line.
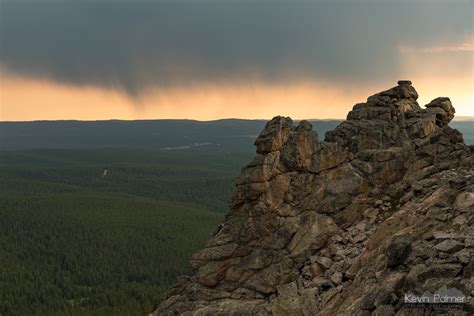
[0, 119, 341, 151]
[1, 119, 472, 152]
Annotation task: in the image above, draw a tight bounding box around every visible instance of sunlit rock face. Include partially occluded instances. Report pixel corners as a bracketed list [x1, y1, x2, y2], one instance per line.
[152, 82, 474, 316]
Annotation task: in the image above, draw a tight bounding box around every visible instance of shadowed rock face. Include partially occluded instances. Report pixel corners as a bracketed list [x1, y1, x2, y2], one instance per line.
[152, 82, 474, 315]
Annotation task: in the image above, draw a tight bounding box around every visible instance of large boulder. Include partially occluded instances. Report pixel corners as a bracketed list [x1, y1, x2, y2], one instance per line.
[425, 97, 455, 126]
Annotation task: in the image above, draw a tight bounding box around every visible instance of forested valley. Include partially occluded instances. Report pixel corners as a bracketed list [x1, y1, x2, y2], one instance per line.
[0, 149, 251, 315]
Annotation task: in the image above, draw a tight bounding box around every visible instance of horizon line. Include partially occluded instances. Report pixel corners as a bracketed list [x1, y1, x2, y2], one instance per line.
[1, 116, 473, 124]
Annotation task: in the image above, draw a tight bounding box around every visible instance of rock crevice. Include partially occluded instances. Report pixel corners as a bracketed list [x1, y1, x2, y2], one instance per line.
[152, 82, 473, 315]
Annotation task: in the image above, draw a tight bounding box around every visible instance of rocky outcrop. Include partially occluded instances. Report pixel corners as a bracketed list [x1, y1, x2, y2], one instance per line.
[152, 82, 474, 315]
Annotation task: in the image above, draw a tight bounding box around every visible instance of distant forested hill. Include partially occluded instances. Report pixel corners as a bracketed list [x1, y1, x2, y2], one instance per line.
[451, 121, 474, 145]
[0, 119, 341, 151]
[1, 119, 472, 151]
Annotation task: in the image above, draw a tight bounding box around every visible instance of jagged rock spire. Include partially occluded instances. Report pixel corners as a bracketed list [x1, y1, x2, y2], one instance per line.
[152, 82, 473, 315]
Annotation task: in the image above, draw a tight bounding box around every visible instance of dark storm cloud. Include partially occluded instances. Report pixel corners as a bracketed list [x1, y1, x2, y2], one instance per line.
[0, 0, 472, 94]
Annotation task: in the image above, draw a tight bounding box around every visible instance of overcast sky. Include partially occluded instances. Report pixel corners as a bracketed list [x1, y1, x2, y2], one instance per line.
[1, 0, 473, 120]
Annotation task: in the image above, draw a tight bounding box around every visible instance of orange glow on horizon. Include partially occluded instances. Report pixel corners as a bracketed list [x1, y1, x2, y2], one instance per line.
[1, 71, 472, 122]
[0, 73, 371, 121]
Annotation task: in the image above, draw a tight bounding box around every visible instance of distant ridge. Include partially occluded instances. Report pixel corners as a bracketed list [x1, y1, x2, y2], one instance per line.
[0, 119, 341, 151]
[1, 118, 472, 151]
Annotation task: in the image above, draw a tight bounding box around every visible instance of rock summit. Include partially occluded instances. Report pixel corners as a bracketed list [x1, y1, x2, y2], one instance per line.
[152, 82, 473, 315]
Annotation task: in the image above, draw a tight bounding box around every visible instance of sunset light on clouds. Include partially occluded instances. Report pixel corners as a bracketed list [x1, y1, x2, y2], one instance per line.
[0, 0, 472, 121]
[1, 70, 473, 121]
